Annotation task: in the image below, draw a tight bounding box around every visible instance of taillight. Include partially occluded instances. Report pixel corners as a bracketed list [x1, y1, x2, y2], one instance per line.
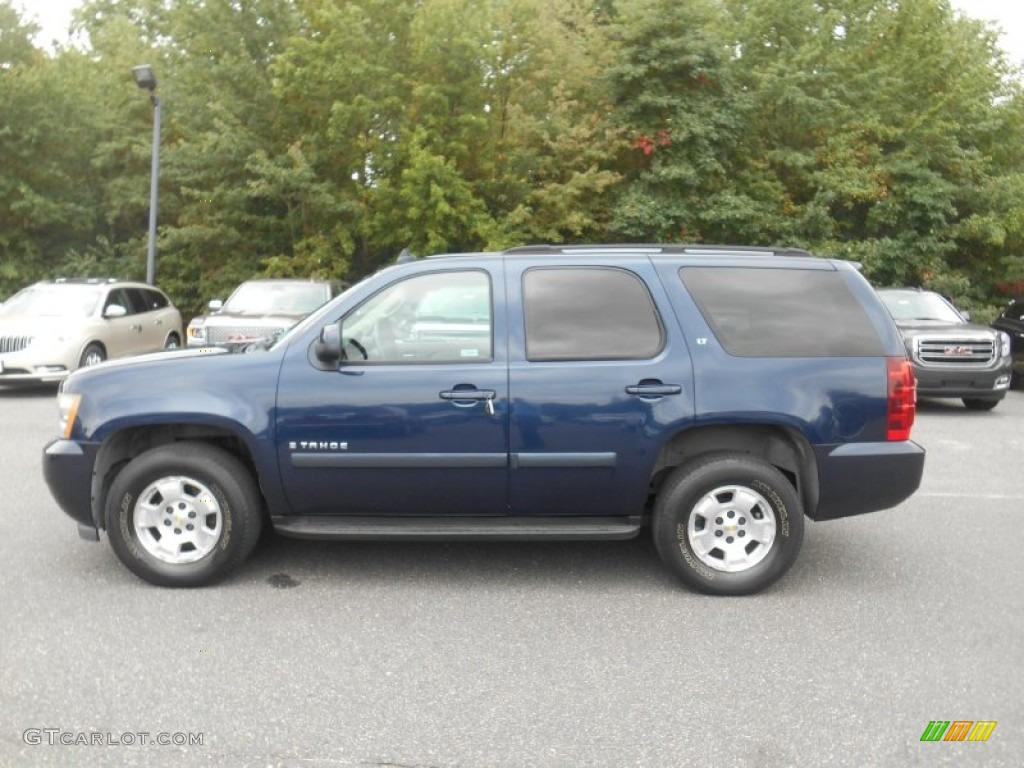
[886, 357, 916, 441]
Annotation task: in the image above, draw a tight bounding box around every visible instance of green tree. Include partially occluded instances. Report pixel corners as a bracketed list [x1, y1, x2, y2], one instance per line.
[605, 0, 742, 241]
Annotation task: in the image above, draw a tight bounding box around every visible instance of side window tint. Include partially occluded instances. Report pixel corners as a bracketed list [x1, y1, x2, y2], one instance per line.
[105, 289, 133, 315]
[144, 289, 169, 310]
[125, 289, 150, 314]
[523, 267, 664, 361]
[680, 267, 884, 357]
[343, 271, 492, 364]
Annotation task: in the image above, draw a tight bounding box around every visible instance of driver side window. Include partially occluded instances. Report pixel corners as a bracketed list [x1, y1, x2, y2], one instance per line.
[343, 271, 492, 364]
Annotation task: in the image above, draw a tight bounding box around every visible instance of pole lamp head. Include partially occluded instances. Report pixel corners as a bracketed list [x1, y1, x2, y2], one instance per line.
[132, 65, 158, 92]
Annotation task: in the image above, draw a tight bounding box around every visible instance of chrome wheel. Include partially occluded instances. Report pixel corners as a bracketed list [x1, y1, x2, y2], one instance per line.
[687, 484, 777, 573]
[132, 475, 224, 564]
[80, 344, 105, 367]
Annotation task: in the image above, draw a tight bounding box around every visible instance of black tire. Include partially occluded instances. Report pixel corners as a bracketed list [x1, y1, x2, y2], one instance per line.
[79, 343, 106, 368]
[164, 333, 181, 349]
[652, 454, 804, 596]
[962, 398, 1000, 411]
[105, 442, 263, 587]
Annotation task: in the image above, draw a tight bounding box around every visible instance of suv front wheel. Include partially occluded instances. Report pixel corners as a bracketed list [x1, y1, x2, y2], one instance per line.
[653, 454, 804, 596]
[104, 442, 263, 586]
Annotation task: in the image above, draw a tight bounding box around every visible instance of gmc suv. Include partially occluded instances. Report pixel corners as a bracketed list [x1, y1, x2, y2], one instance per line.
[186, 278, 334, 351]
[42, 245, 925, 595]
[877, 288, 1012, 410]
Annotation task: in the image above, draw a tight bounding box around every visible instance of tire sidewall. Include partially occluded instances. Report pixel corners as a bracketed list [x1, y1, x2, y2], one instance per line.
[79, 343, 105, 368]
[654, 456, 804, 595]
[105, 445, 260, 587]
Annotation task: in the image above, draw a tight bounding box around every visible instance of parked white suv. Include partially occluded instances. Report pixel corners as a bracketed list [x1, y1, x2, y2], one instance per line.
[0, 279, 182, 384]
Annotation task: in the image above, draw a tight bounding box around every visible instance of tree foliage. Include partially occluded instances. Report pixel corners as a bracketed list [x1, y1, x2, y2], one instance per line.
[1, 0, 1023, 319]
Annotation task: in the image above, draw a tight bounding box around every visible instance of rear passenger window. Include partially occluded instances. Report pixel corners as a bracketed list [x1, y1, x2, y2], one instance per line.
[679, 267, 883, 357]
[143, 289, 169, 310]
[524, 267, 664, 361]
[124, 288, 151, 315]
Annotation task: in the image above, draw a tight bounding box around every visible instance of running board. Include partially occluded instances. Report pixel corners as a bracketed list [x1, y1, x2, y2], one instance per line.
[271, 515, 642, 541]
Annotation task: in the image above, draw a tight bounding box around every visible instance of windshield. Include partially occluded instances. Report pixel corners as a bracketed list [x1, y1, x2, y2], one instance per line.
[222, 282, 329, 315]
[0, 285, 102, 317]
[878, 291, 965, 324]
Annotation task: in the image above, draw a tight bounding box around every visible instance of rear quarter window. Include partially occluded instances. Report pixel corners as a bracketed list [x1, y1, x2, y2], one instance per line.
[680, 266, 883, 357]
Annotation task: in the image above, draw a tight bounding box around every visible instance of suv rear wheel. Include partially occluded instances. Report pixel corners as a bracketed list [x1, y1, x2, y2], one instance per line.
[653, 454, 804, 596]
[105, 442, 263, 586]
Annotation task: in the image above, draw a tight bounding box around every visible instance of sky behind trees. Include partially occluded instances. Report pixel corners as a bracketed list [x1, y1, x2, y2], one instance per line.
[4, 0, 1024, 320]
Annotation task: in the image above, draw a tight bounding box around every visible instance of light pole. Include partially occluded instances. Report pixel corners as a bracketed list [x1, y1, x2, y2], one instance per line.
[132, 64, 161, 285]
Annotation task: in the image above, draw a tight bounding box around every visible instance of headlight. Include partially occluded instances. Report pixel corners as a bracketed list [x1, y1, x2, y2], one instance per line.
[187, 322, 206, 342]
[57, 393, 82, 439]
[999, 331, 1011, 358]
[30, 333, 72, 348]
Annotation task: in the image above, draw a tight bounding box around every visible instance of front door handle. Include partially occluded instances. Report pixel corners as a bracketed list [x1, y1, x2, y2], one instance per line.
[439, 388, 497, 415]
[626, 383, 682, 397]
[439, 389, 496, 401]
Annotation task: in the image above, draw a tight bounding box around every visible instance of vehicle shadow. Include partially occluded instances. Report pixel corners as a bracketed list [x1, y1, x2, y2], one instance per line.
[915, 397, 1003, 416]
[0, 383, 59, 398]
[232, 521, 861, 597]
[242, 531, 675, 591]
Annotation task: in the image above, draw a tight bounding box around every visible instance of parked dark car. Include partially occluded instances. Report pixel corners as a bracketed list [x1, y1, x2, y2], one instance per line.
[991, 298, 1024, 387]
[44, 245, 925, 595]
[877, 288, 1012, 410]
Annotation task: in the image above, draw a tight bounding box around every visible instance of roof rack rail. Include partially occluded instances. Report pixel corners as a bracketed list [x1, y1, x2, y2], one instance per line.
[54, 277, 120, 284]
[502, 244, 813, 258]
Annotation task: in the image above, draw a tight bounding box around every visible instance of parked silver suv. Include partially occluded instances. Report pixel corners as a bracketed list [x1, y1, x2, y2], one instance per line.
[0, 279, 182, 384]
[186, 279, 334, 351]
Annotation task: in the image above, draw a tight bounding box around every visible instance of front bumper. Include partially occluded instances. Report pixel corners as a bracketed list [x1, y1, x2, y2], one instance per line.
[0, 360, 69, 384]
[43, 438, 100, 530]
[812, 440, 926, 521]
[0, 346, 76, 383]
[912, 362, 1012, 399]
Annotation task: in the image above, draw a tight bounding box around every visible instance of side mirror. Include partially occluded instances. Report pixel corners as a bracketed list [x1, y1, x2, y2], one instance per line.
[208, 299, 223, 312]
[103, 304, 128, 319]
[960, 309, 971, 322]
[314, 321, 342, 365]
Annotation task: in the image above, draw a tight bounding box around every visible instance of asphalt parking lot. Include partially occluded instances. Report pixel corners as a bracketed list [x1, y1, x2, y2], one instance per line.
[1, 385, 1021, 767]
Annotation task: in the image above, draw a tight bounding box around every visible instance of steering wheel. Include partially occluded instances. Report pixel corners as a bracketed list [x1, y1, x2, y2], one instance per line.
[344, 338, 368, 360]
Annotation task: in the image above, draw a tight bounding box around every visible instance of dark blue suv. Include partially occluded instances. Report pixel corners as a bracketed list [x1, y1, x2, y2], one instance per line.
[43, 245, 925, 594]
